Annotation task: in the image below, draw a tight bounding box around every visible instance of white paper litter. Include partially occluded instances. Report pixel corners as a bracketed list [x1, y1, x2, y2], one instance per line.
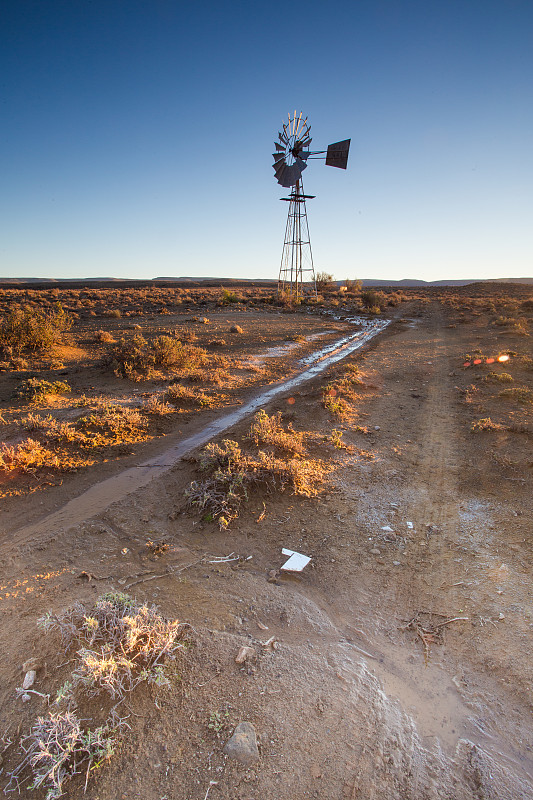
[406, 521, 414, 529]
[281, 548, 311, 572]
[381, 526, 394, 532]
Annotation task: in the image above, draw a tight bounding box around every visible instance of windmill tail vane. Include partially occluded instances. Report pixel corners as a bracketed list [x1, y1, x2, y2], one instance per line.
[272, 112, 351, 299]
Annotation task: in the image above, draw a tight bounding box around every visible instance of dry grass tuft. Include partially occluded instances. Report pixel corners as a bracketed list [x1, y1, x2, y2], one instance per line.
[498, 387, 533, 404]
[471, 418, 507, 432]
[249, 410, 306, 455]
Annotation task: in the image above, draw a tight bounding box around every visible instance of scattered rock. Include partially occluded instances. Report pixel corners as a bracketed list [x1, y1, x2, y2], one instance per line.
[374, 426, 380, 431]
[230, 324, 244, 334]
[235, 646, 256, 664]
[22, 670, 36, 689]
[370, 548, 381, 555]
[310, 763, 323, 779]
[392, 560, 401, 566]
[256, 621, 269, 631]
[223, 722, 259, 765]
[21, 693, 31, 703]
[22, 657, 41, 672]
[267, 569, 280, 583]
[200, 317, 210, 324]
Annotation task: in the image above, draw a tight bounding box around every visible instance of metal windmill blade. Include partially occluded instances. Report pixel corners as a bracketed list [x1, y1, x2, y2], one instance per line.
[272, 112, 312, 188]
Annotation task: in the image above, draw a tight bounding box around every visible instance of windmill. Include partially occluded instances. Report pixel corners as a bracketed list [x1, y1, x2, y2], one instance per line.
[273, 111, 350, 299]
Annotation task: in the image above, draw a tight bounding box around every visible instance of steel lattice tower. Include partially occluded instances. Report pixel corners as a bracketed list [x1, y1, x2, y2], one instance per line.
[278, 178, 316, 298]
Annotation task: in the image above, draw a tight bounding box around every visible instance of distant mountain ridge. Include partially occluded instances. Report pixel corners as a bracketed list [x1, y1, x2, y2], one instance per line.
[0, 276, 531, 288]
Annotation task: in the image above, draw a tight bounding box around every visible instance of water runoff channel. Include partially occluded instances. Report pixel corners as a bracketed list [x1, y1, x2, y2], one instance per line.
[13, 316, 390, 543]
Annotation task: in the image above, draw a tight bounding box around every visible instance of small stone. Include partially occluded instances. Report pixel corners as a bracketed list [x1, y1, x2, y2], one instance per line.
[310, 763, 322, 779]
[22, 658, 41, 672]
[230, 325, 244, 334]
[21, 693, 31, 703]
[374, 426, 380, 431]
[22, 670, 36, 689]
[392, 561, 401, 566]
[223, 722, 259, 765]
[235, 646, 256, 664]
[370, 548, 381, 555]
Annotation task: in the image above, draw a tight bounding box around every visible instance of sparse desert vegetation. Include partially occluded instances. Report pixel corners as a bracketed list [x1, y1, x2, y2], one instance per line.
[1, 280, 533, 800]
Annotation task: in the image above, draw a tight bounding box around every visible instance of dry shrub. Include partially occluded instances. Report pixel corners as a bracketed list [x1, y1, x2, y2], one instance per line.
[78, 404, 148, 443]
[13, 378, 71, 403]
[184, 367, 229, 386]
[5, 711, 117, 800]
[186, 435, 330, 529]
[94, 329, 115, 343]
[322, 386, 353, 420]
[39, 592, 186, 702]
[142, 395, 174, 415]
[471, 418, 506, 432]
[163, 384, 217, 408]
[0, 438, 60, 473]
[498, 387, 533, 404]
[175, 327, 198, 343]
[20, 413, 79, 442]
[249, 410, 305, 455]
[0, 303, 72, 357]
[483, 371, 513, 383]
[107, 335, 209, 380]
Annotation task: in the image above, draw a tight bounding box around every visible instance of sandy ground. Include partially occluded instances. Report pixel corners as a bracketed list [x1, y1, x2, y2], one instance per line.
[1, 297, 532, 800]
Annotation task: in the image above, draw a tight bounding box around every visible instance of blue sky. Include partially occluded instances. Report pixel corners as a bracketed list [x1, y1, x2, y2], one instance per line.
[1, 0, 532, 282]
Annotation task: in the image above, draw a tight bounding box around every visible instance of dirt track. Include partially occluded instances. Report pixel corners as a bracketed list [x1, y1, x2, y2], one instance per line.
[1, 299, 532, 799]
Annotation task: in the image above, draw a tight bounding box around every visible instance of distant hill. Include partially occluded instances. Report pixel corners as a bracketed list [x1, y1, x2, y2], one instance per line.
[0, 276, 531, 289]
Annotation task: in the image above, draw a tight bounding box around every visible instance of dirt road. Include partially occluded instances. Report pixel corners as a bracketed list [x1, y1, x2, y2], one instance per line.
[1, 300, 532, 800]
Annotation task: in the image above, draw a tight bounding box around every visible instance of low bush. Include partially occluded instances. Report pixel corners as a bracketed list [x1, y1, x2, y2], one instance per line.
[0, 303, 72, 356]
[94, 329, 115, 343]
[163, 384, 217, 408]
[249, 410, 305, 455]
[13, 378, 71, 403]
[78, 404, 148, 443]
[471, 418, 506, 432]
[5, 711, 117, 800]
[107, 335, 210, 380]
[218, 289, 240, 305]
[483, 371, 513, 383]
[498, 387, 533, 404]
[0, 438, 60, 473]
[187, 431, 330, 529]
[39, 592, 186, 702]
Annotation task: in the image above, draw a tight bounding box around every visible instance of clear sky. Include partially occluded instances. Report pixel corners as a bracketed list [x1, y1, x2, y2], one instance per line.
[1, 0, 532, 282]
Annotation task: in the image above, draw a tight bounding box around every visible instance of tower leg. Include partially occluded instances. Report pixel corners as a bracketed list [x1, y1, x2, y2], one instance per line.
[278, 179, 316, 300]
